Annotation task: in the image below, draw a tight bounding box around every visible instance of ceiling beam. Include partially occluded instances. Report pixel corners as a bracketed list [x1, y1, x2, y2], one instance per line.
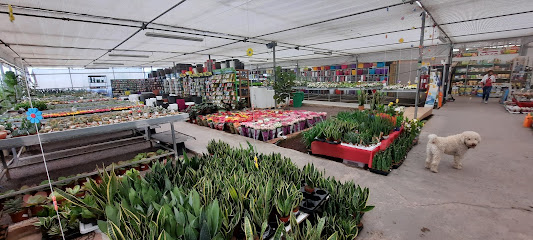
[417, 1, 452, 43]
[86, 0, 189, 67]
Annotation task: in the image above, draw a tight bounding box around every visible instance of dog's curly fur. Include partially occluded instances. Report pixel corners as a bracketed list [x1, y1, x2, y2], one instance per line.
[425, 131, 481, 173]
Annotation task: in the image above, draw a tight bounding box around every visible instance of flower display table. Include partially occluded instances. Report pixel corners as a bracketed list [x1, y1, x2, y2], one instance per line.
[198, 110, 327, 141]
[311, 128, 403, 168]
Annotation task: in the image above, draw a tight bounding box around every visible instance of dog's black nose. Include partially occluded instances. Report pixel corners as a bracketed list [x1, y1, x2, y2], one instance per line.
[472, 144, 477, 147]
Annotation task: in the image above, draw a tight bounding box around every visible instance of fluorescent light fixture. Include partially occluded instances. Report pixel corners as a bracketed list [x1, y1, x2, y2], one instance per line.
[249, 59, 268, 63]
[85, 67, 109, 69]
[93, 62, 124, 65]
[314, 51, 332, 55]
[415, 0, 422, 8]
[145, 32, 203, 42]
[108, 54, 150, 58]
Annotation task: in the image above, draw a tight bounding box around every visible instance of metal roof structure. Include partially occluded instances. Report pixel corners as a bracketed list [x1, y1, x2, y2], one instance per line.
[0, 0, 532, 68]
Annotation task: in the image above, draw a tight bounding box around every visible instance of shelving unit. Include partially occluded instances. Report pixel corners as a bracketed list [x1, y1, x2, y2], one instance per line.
[451, 60, 513, 96]
[299, 62, 390, 83]
[207, 69, 237, 107]
[237, 69, 250, 107]
[111, 78, 164, 96]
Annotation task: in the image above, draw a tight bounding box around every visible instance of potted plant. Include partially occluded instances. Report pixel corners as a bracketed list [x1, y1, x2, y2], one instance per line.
[357, 90, 367, 110]
[303, 164, 322, 193]
[275, 183, 295, 223]
[25, 194, 48, 216]
[4, 197, 29, 223]
[66, 185, 85, 198]
[272, 66, 296, 109]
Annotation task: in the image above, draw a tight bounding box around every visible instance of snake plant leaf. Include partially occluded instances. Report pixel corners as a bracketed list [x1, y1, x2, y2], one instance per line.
[199, 222, 211, 240]
[184, 224, 198, 240]
[326, 232, 339, 240]
[243, 216, 254, 240]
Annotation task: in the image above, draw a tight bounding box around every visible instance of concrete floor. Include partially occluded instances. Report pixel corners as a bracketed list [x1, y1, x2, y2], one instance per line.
[171, 97, 533, 240]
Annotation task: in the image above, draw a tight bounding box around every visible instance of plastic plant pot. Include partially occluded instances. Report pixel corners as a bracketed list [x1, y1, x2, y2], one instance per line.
[261, 131, 269, 141]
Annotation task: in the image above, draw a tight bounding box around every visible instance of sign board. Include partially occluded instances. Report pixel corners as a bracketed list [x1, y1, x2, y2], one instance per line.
[424, 71, 439, 108]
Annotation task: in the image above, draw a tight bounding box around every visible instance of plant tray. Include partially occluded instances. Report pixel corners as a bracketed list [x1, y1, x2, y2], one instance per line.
[311, 127, 403, 168]
[369, 168, 391, 176]
[79, 220, 99, 234]
[299, 187, 330, 214]
[392, 160, 404, 169]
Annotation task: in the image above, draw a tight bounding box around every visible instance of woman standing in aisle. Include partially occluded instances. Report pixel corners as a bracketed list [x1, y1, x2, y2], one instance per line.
[480, 70, 496, 103]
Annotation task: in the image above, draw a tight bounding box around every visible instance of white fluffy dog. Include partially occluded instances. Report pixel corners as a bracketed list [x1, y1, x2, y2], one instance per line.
[425, 131, 481, 173]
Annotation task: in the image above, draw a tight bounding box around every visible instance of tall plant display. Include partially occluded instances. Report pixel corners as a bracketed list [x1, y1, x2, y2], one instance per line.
[272, 67, 296, 108]
[1, 71, 25, 113]
[57, 140, 374, 239]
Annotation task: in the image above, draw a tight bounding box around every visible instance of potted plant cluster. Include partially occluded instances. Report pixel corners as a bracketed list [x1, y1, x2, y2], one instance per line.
[357, 90, 367, 110]
[45, 140, 374, 239]
[303, 108, 398, 151]
[369, 118, 424, 174]
[4, 197, 29, 223]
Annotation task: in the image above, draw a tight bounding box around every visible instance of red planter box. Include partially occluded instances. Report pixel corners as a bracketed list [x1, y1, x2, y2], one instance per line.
[311, 128, 403, 168]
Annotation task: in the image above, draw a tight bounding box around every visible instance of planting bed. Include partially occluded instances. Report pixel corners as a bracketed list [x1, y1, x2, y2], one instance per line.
[303, 106, 423, 175]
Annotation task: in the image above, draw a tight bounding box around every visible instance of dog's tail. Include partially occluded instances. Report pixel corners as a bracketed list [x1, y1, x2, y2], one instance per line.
[428, 134, 438, 144]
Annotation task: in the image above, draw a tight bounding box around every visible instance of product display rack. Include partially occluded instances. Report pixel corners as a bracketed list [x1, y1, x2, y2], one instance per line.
[236, 69, 250, 107]
[452, 60, 513, 96]
[207, 68, 237, 107]
[299, 62, 390, 83]
[111, 78, 164, 96]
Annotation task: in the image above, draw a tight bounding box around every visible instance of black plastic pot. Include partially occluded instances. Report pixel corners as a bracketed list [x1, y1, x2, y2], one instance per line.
[369, 168, 391, 176]
[262, 224, 275, 239]
[392, 161, 404, 169]
[168, 95, 177, 104]
[299, 187, 329, 214]
[192, 96, 202, 104]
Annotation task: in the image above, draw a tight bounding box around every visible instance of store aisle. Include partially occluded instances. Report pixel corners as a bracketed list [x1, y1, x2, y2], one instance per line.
[170, 97, 533, 240]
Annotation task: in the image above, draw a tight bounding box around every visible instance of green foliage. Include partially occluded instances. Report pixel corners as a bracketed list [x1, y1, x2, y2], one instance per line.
[275, 182, 302, 217]
[56, 140, 374, 239]
[272, 67, 296, 106]
[357, 90, 367, 106]
[15, 101, 48, 111]
[4, 197, 23, 214]
[187, 102, 219, 121]
[304, 110, 399, 148]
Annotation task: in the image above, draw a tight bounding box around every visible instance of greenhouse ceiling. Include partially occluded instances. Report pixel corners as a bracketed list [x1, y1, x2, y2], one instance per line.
[0, 0, 532, 68]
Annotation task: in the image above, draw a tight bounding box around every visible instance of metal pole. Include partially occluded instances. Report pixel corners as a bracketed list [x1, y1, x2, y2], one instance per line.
[0, 63, 4, 88]
[414, 11, 426, 120]
[68, 67, 74, 89]
[444, 44, 454, 100]
[273, 45, 276, 82]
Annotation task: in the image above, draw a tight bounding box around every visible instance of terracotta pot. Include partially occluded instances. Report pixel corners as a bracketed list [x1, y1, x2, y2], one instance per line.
[358, 105, 365, 111]
[30, 205, 44, 216]
[93, 175, 103, 184]
[293, 206, 300, 213]
[0, 131, 7, 139]
[117, 169, 127, 175]
[76, 191, 86, 198]
[304, 185, 315, 193]
[9, 209, 29, 223]
[279, 216, 290, 223]
[140, 164, 150, 171]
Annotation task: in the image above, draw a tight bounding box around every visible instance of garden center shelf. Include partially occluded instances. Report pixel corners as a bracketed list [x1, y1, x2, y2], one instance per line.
[0, 114, 189, 180]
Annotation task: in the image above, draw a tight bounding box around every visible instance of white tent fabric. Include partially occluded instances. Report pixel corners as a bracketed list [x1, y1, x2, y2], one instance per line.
[0, 0, 531, 68]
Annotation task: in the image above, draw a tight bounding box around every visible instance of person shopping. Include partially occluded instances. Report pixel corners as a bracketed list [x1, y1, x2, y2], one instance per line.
[480, 70, 496, 103]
